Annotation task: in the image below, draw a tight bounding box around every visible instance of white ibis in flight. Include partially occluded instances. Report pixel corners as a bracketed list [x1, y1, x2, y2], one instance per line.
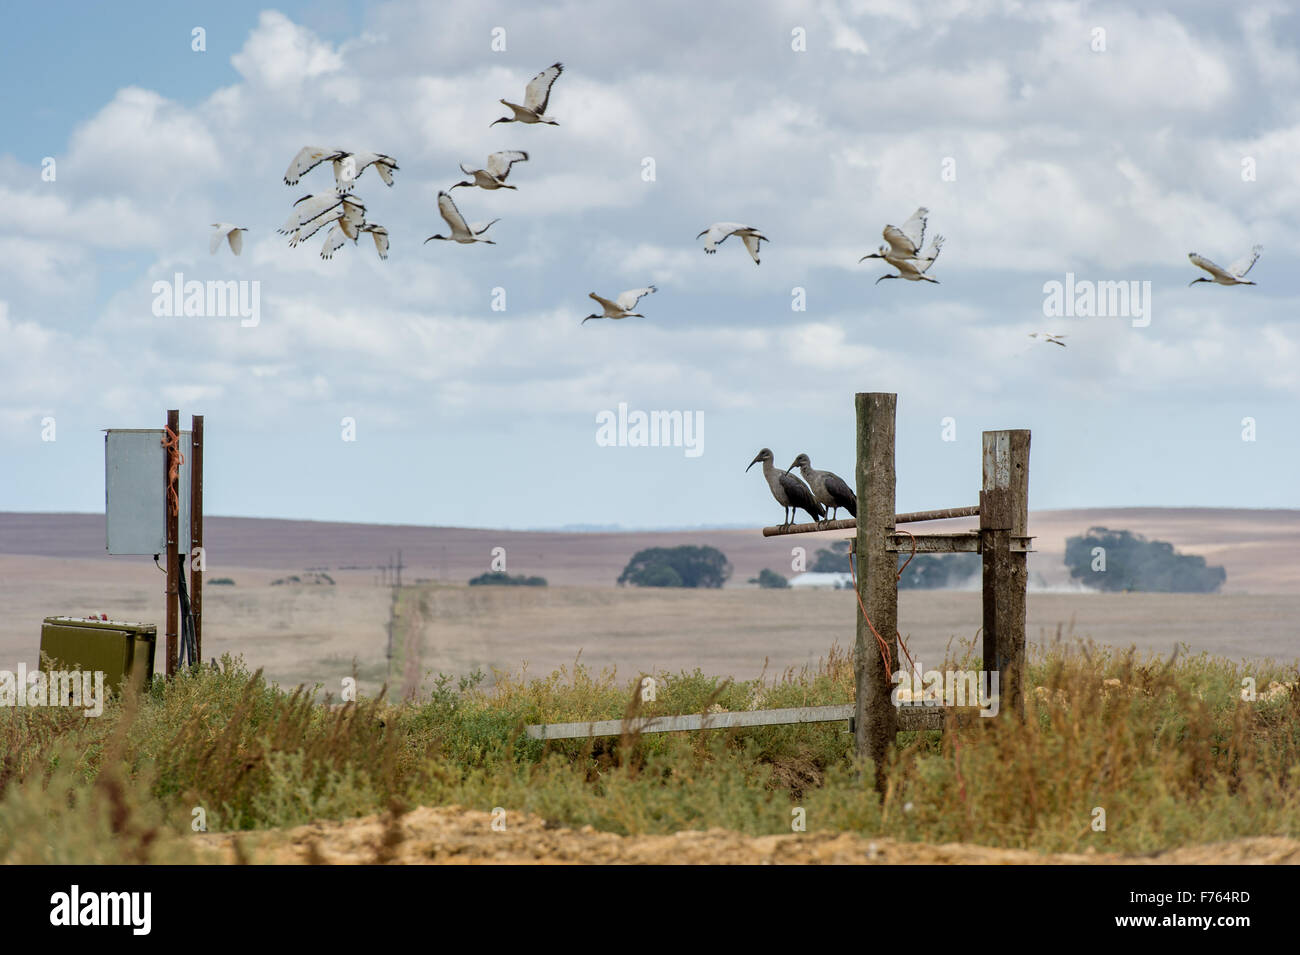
[787, 454, 856, 520]
[424, 191, 499, 245]
[1188, 246, 1261, 286]
[1029, 333, 1067, 347]
[283, 146, 398, 191]
[748, 449, 825, 526]
[281, 191, 366, 248]
[582, 286, 656, 324]
[283, 146, 345, 185]
[696, 222, 769, 264]
[452, 151, 529, 191]
[491, 63, 563, 126]
[209, 223, 247, 255]
[871, 234, 945, 284]
[860, 207, 931, 267]
[321, 222, 389, 261]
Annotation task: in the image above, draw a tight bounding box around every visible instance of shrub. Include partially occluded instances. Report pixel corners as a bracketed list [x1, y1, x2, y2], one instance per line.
[1065, 528, 1226, 593]
[468, 572, 548, 587]
[617, 546, 731, 588]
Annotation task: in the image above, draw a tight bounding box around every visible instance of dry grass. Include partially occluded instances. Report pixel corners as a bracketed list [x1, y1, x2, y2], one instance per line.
[0, 638, 1296, 863]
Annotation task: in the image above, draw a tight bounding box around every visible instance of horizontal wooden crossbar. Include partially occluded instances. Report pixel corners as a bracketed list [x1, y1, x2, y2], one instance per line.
[760, 505, 980, 537]
[525, 704, 989, 739]
[526, 705, 854, 740]
[886, 532, 1036, 554]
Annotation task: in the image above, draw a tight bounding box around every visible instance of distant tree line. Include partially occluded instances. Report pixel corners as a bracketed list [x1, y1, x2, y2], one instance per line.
[897, 553, 980, 589]
[271, 572, 335, 586]
[618, 546, 731, 588]
[810, 541, 978, 589]
[1064, 527, 1226, 593]
[468, 572, 548, 587]
[749, 569, 790, 589]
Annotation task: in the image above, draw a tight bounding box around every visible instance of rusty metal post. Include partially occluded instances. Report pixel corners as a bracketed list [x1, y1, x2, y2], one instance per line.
[854, 393, 898, 789]
[190, 414, 204, 666]
[165, 408, 179, 677]
[980, 430, 1030, 718]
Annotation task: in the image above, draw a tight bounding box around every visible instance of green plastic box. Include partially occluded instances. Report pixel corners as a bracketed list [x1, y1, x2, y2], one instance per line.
[39, 617, 156, 695]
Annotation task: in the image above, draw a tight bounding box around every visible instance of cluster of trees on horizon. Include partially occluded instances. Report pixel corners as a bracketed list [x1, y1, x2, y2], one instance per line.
[609, 527, 1225, 593]
[468, 571, 548, 587]
[1065, 527, 1226, 593]
[618, 546, 731, 588]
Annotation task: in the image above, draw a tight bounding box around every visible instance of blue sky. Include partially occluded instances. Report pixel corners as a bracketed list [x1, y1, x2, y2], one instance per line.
[2, 1, 1298, 530]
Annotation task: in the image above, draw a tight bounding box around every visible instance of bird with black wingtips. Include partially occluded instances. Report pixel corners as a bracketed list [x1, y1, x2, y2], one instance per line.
[747, 449, 824, 526]
[696, 222, 769, 264]
[582, 286, 656, 324]
[859, 206, 930, 267]
[1188, 245, 1261, 286]
[424, 191, 499, 245]
[1028, 333, 1067, 347]
[209, 223, 247, 256]
[787, 453, 856, 520]
[491, 63, 563, 126]
[452, 151, 529, 191]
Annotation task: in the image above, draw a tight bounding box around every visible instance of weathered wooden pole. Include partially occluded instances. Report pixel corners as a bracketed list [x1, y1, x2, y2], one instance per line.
[980, 430, 1030, 718]
[854, 393, 898, 786]
[165, 408, 180, 677]
[190, 414, 204, 666]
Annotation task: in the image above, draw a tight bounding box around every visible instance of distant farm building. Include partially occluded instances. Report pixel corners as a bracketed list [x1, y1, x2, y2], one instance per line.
[789, 572, 852, 589]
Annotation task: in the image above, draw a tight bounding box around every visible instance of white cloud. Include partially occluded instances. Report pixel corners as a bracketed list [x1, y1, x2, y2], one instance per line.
[230, 11, 345, 94]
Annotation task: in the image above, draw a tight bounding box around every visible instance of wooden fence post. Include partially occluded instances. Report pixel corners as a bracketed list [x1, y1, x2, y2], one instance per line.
[980, 430, 1030, 718]
[165, 408, 179, 677]
[855, 393, 898, 785]
[190, 414, 204, 666]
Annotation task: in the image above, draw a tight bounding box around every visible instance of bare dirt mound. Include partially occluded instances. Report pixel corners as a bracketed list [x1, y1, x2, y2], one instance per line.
[193, 806, 1300, 865]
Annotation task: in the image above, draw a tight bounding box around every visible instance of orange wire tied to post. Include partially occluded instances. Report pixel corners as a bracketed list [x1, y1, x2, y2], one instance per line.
[847, 527, 919, 682]
[161, 426, 185, 518]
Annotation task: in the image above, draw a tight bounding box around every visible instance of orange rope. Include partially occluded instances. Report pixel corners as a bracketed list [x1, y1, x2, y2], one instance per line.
[848, 550, 892, 680]
[847, 526, 922, 682]
[161, 426, 185, 518]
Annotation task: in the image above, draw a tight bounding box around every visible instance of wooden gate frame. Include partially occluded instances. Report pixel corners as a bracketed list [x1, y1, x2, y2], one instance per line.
[526, 392, 1031, 777]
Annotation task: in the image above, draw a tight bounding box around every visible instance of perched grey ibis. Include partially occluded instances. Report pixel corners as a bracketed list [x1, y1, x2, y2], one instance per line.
[491, 63, 563, 126]
[1188, 246, 1261, 286]
[747, 448, 825, 526]
[787, 453, 856, 520]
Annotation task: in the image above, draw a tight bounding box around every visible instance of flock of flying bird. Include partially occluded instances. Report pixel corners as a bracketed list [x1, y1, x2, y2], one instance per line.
[199, 61, 1268, 530]
[205, 59, 1263, 339]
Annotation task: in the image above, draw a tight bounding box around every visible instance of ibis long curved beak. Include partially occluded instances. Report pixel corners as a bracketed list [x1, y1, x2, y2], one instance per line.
[696, 230, 707, 239]
[745, 455, 762, 472]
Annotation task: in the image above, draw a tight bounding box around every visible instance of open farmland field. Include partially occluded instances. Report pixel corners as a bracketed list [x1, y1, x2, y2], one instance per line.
[1, 509, 1296, 697]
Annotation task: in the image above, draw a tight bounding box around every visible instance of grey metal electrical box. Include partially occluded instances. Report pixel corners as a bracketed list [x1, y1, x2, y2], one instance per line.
[105, 429, 190, 556]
